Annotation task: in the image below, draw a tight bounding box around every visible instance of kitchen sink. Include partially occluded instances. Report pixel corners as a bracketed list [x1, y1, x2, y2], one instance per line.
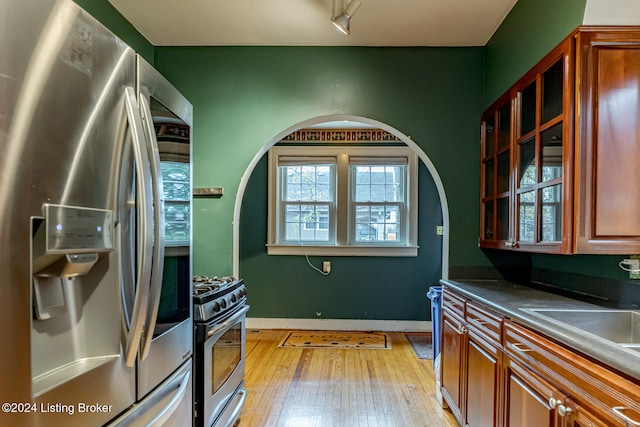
[521, 308, 640, 344]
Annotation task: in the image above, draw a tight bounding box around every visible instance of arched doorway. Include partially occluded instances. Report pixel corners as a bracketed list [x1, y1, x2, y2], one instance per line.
[233, 114, 450, 279]
[233, 114, 449, 328]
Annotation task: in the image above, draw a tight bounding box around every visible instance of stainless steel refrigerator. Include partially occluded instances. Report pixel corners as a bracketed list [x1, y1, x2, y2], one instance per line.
[0, 0, 193, 425]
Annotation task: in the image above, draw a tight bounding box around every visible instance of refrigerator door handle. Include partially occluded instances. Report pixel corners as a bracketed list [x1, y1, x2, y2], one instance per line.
[123, 86, 154, 368]
[147, 369, 191, 426]
[138, 95, 166, 362]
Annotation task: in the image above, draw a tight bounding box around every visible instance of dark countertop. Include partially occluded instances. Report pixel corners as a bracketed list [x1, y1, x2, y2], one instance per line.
[440, 278, 640, 382]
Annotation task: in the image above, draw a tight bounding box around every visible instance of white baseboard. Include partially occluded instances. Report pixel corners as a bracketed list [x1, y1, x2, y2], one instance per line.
[246, 317, 432, 332]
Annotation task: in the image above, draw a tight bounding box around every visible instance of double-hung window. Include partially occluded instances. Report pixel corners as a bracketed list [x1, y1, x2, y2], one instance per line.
[268, 146, 418, 256]
[279, 157, 336, 244]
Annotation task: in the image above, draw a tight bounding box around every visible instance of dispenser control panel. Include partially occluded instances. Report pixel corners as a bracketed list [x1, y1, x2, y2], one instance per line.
[44, 204, 114, 253]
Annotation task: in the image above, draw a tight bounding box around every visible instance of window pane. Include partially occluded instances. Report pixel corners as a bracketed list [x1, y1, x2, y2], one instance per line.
[285, 203, 330, 242]
[519, 191, 535, 243]
[356, 183, 370, 201]
[371, 184, 385, 202]
[355, 204, 400, 242]
[371, 166, 386, 184]
[519, 137, 536, 187]
[541, 184, 562, 242]
[353, 165, 405, 202]
[282, 165, 333, 202]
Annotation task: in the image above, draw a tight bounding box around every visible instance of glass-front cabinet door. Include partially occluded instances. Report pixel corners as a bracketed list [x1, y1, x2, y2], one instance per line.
[480, 93, 513, 249]
[513, 37, 573, 253]
[480, 35, 574, 253]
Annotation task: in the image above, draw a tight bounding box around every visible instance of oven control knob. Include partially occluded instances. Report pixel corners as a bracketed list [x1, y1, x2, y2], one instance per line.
[220, 300, 227, 309]
[231, 294, 237, 303]
[213, 302, 221, 312]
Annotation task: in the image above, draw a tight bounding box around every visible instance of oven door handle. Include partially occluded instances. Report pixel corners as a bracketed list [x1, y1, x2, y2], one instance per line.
[206, 305, 250, 338]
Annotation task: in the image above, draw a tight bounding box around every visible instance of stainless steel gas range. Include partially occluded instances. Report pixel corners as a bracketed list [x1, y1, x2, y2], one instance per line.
[193, 277, 249, 427]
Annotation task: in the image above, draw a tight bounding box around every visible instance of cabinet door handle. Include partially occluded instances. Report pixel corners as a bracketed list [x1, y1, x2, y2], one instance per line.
[612, 407, 640, 426]
[511, 342, 532, 353]
[558, 404, 572, 417]
[549, 398, 572, 417]
[470, 318, 487, 326]
[457, 325, 468, 335]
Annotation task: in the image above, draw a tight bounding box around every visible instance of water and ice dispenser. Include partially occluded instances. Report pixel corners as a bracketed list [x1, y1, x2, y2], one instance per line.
[31, 204, 114, 319]
[30, 204, 120, 396]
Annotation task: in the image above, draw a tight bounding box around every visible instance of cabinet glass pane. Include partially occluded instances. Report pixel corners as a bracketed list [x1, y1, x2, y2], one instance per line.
[542, 59, 563, 124]
[484, 159, 495, 197]
[484, 116, 495, 157]
[519, 191, 535, 242]
[484, 201, 494, 240]
[541, 123, 563, 182]
[520, 82, 536, 136]
[498, 104, 510, 150]
[497, 197, 510, 241]
[541, 184, 562, 242]
[519, 137, 536, 187]
[497, 152, 510, 194]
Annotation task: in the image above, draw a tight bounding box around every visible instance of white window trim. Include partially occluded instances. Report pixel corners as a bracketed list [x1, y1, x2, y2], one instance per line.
[268, 145, 418, 257]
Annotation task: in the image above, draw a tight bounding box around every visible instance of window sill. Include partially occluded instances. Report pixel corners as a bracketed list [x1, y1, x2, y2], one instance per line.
[266, 244, 418, 257]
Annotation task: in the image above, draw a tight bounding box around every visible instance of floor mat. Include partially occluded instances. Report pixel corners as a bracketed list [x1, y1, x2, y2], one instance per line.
[278, 331, 390, 349]
[405, 333, 434, 359]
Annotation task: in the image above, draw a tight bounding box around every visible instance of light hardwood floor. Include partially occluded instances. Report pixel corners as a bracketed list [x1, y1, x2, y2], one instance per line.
[238, 329, 457, 427]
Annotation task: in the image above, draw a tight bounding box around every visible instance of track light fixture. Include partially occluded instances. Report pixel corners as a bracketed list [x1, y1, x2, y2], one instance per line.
[331, 0, 361, 35]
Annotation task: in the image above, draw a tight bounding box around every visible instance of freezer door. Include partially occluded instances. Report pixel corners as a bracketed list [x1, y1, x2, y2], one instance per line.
[0, 0, 137, 426]
[107, 360, 193, 427]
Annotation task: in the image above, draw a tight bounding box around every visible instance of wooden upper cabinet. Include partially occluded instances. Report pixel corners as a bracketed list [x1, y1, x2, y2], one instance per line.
[480, 93, 513, 249]
[481, 26, 640, 254]
[480, 35, 574, 253]
[512, 37, 575, 253]
[575, 27, 640, 253]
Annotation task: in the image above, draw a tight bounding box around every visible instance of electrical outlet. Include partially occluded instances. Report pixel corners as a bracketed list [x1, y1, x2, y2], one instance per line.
[322, 261, 331, 274]
[436, 226, 444, 235]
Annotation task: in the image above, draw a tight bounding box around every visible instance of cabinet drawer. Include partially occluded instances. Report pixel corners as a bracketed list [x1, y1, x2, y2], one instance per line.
[443, 288, 466, 318]
[504, 320, 640, 426]
[465, 301, 502, 347]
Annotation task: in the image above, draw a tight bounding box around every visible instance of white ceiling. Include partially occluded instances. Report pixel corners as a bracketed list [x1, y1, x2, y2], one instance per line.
[108, 0, 517, 47]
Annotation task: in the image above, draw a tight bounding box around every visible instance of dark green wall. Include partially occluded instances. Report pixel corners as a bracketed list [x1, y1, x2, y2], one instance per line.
[484, 0, 586, 106]
[240, 155, 443, 320]
[154, 47, 487, 289]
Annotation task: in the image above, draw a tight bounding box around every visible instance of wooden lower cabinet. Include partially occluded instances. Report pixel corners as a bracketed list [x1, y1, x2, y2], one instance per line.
[465, 335, 501, 427]
[503, 356, 563, 427]
[441, 290, 502, 427]
[441, 308, 466, 425]
[441, 288, 640, 427]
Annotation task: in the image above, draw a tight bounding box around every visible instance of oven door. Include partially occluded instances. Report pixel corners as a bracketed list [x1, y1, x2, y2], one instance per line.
[199, 304, 249, 427]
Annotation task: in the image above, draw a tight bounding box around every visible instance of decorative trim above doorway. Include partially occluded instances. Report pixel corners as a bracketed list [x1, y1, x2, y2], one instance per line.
[280, 128, 402, 143]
